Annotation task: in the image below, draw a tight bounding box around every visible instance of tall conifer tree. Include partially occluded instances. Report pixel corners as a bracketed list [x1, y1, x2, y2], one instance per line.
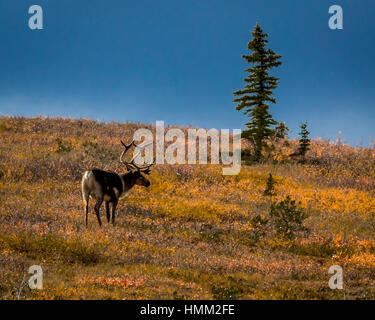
[234, 24, 282, 161]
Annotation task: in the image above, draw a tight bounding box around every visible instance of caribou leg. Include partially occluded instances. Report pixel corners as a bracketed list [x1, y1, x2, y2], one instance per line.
[111, 200, 118, 225]
[82, 187, 90, 227]
[84, 200, 89, 227]
[94, 198, 103, 227]
[105, 201, 111, 223]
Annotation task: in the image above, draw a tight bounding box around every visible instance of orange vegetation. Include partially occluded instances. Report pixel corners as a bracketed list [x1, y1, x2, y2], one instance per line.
[0, 116, 374, 299]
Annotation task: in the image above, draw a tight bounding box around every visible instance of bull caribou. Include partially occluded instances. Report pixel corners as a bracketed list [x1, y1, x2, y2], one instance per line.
[81, 140, 153, 226]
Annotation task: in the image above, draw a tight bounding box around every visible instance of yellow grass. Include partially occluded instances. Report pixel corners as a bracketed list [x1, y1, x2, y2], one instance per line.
[0, 116, 374, 299]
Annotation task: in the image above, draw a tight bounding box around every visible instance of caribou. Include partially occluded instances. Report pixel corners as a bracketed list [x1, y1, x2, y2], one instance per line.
[81, 140, 153, 226]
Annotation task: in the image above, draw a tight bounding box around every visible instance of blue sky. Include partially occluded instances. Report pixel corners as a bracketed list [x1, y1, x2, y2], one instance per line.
[0, 0, 374, 145]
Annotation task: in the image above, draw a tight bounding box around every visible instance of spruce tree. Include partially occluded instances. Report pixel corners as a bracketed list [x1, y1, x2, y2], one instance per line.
[273, 121, 289, 140]
[263, 173, 276, 196]
[233, 23, 282, 162]
[297, 121, 310, 157]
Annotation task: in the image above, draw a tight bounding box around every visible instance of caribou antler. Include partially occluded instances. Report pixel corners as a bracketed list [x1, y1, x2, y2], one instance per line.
[128, 158, 153, 174]
[120, 140, 136, 170]
[119, 140, 153, 173]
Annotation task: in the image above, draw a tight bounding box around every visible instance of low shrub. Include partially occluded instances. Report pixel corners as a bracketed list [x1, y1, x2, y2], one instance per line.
[55, 137, 72, 154]
[0, 233, 105, 265]
[269, 196, 308, 239]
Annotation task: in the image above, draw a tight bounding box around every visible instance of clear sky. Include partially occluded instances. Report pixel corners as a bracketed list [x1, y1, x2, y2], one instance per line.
[0, 0, 374, 145]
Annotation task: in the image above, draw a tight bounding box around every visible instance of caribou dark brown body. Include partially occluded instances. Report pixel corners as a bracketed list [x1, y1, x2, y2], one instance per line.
[81, 140, 152, 227]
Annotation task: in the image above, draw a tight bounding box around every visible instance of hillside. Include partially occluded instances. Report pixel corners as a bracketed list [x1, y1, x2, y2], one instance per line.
[0, 116, 375, 299]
